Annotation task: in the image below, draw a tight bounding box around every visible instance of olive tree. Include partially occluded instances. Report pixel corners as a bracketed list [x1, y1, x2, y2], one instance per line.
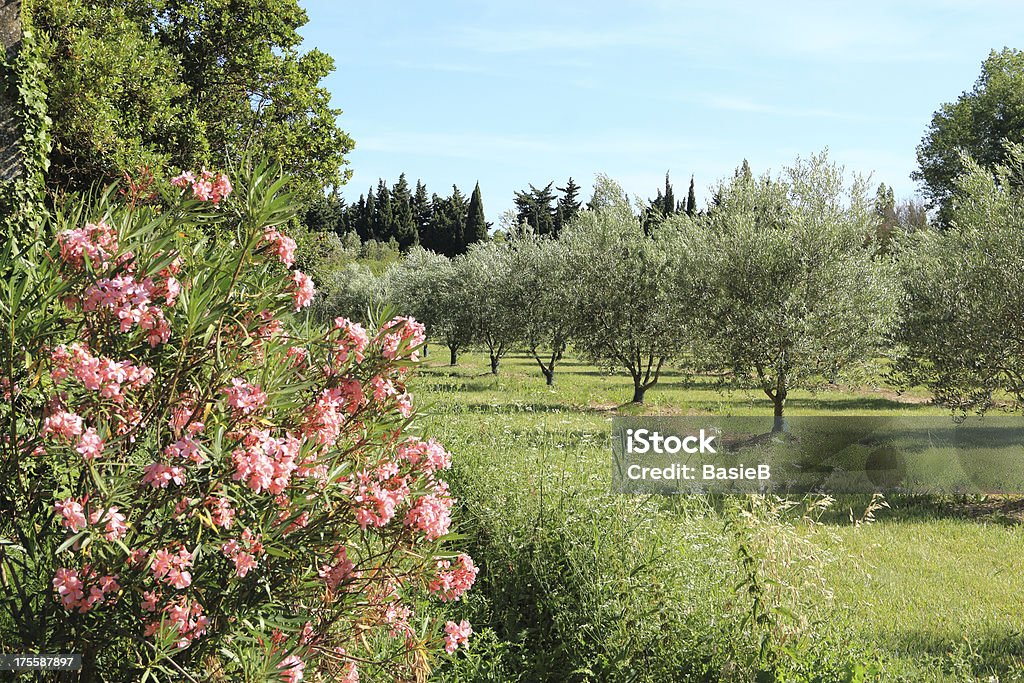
[386, 247, 473, 365]
[506, 235, 574, 385]
[314, 261, 383, 324]
[564, 175, 707, 404]
[702, 152, 897, 431]
[457, 242, 520, 374]
[896, 144, 1024, 413]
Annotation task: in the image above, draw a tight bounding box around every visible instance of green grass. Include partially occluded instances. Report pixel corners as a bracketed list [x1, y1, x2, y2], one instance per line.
[413, 350, 1024, 681]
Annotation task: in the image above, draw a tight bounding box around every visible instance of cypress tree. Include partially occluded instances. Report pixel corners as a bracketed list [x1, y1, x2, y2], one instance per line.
[662, 172, 675, 217]
[392, 173, 417, 250]
[364, 189, 377, 241]
[446, 185, 468, 255]
[686, 175, 697, 216]
[374, 179, 394, 242]
[413, 180, 432, 246]
[465, 181, 488, 248]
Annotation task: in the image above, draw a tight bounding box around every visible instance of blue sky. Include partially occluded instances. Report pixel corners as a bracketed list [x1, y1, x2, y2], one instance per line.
[299, 0, 1024, 223]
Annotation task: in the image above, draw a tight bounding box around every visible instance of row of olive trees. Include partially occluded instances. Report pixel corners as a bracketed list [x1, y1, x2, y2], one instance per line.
[314, 148, 1024, 422]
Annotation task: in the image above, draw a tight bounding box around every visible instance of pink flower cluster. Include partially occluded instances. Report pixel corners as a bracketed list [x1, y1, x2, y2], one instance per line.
[79, 275, 172, 346]
[223, 378, 268, 417]
[171, 169, 233, 205]
[383, 601, 414, 639]
[221, 527, 265, 578]
[89, 506, 128, 541]
[205, 495, 236, 529]
[53, 567, 120, 613]
[75, 428, 104, 460]
[428, 554, 478, 602]
[57, 219, 118, 270]
[351, 459, 411, 530]
[261, 227, 297, 268]
[377, 316, 427, 361]
[291, 271, 316, 311]
[332, 317, 369, 366]
[150, 546, 194, 590]
[444, 619, 473, 654]
[143, 595, 210, 650]
[404, 481, 454, 541]
[142, 462, 187, 488]
[278, 654, 305, 683]
[51, 342, 154, 400]
[231, 429, 300, 495]
[397, 437, 452, 476]
[55, 498, 88, 532]
[301, 382, 364, 446]
[318, 545, 356, 592]
[164, 435, 204, 464]
[41, 410, 83, 441]
[370, 376, 414, 417]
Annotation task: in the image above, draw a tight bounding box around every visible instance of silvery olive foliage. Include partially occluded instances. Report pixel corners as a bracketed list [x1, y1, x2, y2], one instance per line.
[700, 152, 897, 428]
[896, 144, 1024, 413]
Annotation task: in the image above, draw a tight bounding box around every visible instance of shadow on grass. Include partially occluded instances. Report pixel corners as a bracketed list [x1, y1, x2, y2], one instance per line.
[881, 626, 1024, 674]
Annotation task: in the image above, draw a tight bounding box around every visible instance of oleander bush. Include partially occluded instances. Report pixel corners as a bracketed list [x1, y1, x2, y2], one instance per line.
[0, 160, 476, 682]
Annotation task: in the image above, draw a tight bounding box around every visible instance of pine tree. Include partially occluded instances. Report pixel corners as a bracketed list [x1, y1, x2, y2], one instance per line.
[555, 177, 583, 235]
[465, 182, 488, 248]
[430, 187, 468, 256]
[392, 173, 417, 250]
[686, 175, 697, 216]
[513, 183, 557, 236]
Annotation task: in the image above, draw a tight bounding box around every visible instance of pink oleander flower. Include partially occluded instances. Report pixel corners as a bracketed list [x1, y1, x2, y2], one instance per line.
[397, 437, 452, 474]
[278, 655, 305, 683]
[444, 619, 473, 654]
[286, 346, 309, 367]
[262, 227, 297, 267]
[41, 410, 84, 441]
[141, 590, 160, 612]
[52, 568, 84, 610]
[54, 498, 88, 532]
[223, 378, 267, 417]
[141, 462, 187, 488]
[318, 546, 355, 592]
[428, 554, 478, 602]
[384, 601, 414, 638]
[89, 506, 128, 541]
[332, 317, 369, 365]
[75, 427, 104, 460]
[172, 169, 232, 205]
[231, 429, 299, 494]
[370, 376, 397, 404]
[52, 568, 119, 613]
[291, 271, 315, 311]
[233, 551, 257, 578]
[151, 547, 193, 590]
[169, 396, 205, 435]
[206, 496, 235, 529]
[396, 392, 414, 417]
[378, 316, 427, 361]
[405, 484, 454, 541]
[57, 219, 118, 270]
[164, 436, 203, 463]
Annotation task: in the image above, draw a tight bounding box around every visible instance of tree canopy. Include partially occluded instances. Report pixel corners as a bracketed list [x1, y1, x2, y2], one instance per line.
[914, 48, 1024, 225]
[33, 0, 354, 198]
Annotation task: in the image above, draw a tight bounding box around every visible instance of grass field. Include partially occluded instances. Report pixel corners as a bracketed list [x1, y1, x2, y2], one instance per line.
[413, 350, 1024, 681]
